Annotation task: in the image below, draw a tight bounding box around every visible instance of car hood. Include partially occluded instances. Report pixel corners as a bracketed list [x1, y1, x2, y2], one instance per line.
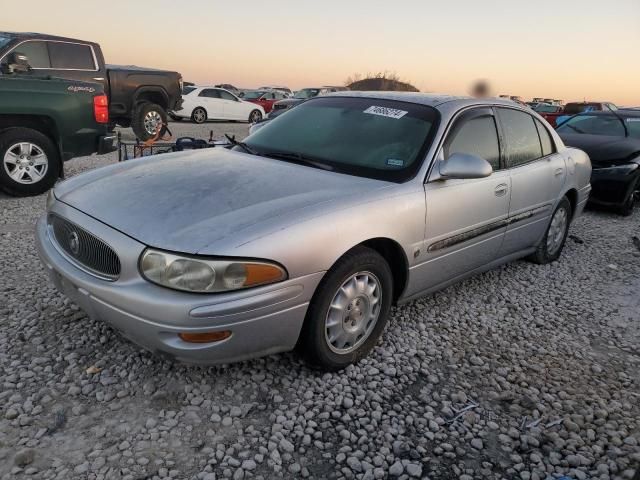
[558, 133, 640, 165]
[55, 149, 389, 254]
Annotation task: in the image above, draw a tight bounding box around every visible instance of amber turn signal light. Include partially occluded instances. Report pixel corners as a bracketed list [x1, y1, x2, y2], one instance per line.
[178, 330, 232, 344]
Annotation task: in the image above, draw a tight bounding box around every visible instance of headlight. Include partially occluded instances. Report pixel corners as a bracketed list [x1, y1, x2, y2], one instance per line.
[46, 189, 56, 211]
[594, 163, 639, 174]
[139, 249, 287, 293]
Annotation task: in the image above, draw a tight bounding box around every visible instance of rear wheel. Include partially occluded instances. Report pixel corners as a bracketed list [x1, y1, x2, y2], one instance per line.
[0, 128, 60, 197]
[298, 246, 393, 370]
[249, 110, 262, 124]
[131, 102, 168, 141]
[191, 107, 207, 124]
[528, 196, 572, 264]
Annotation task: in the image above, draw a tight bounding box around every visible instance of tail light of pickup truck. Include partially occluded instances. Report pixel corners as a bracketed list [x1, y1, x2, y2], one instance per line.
[93, 95, 109, 124]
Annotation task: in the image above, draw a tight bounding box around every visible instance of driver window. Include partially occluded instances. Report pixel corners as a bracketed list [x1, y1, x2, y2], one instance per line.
[444, 115, 501, 170]
[219, 90, 237, 101]
[8, 41, 51, 68]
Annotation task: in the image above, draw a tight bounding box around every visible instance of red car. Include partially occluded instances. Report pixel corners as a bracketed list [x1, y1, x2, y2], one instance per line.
[241, 90, 288, 113]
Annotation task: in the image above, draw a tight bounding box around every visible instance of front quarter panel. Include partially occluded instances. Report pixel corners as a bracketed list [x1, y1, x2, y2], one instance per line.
[199, 184, 427, 287]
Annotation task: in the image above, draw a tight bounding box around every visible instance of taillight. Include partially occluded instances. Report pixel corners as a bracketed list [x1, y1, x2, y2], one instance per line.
[93, 94, 109, 124]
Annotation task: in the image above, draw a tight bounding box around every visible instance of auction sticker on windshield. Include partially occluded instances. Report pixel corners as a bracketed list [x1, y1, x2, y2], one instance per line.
[364, 106, 408, 119]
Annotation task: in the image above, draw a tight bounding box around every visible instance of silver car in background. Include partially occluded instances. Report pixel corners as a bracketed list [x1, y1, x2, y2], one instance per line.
[36, 93, 591, 370]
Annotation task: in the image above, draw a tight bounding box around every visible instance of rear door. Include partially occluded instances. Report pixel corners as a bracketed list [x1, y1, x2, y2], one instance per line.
[412, 107, 510, 294]
[198, 88, 223, 119]
[495, 107, 565, 255]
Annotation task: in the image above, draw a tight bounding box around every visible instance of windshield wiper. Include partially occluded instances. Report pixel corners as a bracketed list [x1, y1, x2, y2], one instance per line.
[261, 150, 334, 171]
[225, 134, 259, 155]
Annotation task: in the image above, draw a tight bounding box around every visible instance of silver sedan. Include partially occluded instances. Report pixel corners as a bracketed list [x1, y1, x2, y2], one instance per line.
[36, 93, 592, 370]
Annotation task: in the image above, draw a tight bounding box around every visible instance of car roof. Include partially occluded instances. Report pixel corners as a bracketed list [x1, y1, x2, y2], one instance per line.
[0, 31, 98, 45]
[327, 91, 527, 109]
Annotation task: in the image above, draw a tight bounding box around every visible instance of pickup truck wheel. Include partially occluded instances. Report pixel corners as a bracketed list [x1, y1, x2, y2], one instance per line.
[132, 102, 168, 141]
[0, 128, 60, 197]
[528, 196, 572, 264]
[191, 108, 207, 124]
[297, 246, 393, 371]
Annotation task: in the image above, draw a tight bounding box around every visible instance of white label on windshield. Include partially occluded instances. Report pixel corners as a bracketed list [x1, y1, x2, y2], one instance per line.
[364, 106, 408, 119]
[626, 118, 640, 122]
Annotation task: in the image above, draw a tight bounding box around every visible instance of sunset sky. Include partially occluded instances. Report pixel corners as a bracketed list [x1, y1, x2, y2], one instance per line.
[4, 0, 640, 105]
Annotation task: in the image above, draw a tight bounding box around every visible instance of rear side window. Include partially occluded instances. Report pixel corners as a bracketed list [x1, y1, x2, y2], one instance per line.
[10, 41, 50, 68]
[444, 115, 501, 170]
[48, 42, 96, 70]
[497, 108, 542, 167]
[535, 119, 555, 156]
[199, 89, 220, 98]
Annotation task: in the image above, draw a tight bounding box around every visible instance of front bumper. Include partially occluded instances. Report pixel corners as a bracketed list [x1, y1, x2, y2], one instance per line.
[35, 203, 324, 365]
[589, 168, 640, 206]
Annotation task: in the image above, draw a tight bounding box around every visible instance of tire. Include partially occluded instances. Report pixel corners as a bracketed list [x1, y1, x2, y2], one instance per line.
[168, 113, 183, 122]
[298, 246, 393, 371]
[528, 196, 572, 264]
[191, 107, 207, 124]
[248, 110, 263, 124]
[131, 102, 168, 141]
[618, 181, 638, 216]
[0, 127, 60, 197]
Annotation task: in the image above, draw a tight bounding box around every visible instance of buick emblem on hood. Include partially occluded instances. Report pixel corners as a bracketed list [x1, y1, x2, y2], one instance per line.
[68, 231, 80, 255]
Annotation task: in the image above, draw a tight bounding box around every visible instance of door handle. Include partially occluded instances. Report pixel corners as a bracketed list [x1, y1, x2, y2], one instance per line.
[554, 167, 564, 176]
[92, 77, 105, 81]
[494, 183, 508, 197]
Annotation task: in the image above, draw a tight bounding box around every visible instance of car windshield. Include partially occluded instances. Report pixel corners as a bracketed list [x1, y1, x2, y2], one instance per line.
[294, 89, 320, 99]
[182, 86, 196, 95]
[535, 105, 561, 113]
[557, 115, 626, 137]
[244, 96, 439, 182]
[243, 91, 268, 100]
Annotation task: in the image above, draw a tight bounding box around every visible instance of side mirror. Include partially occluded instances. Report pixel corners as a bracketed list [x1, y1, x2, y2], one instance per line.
[439, 153, 493, 179]
[3, 52, 31, 74]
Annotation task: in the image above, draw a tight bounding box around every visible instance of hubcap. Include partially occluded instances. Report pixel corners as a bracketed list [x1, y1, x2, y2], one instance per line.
[193, 109, 206, 123]
[3, 142, 48, 184]
[143, 110, 163, 135]
[546, 206, 568, 255]
[325, 271, 382, 354]
[250, 111, 261, 123]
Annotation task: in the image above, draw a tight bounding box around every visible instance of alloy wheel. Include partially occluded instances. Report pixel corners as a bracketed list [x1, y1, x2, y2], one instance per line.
[3, 142, 48, 184]
[546, 206, 568, 255]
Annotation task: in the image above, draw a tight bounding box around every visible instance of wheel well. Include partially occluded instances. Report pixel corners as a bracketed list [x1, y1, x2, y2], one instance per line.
[134, 90, 168, 109]
[359, 238, 408, 303]
[564, 188, 578, 219]
[0, 115, 59, 144]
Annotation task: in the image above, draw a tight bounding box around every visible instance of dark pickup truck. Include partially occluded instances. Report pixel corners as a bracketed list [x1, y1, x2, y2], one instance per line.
[0, 75, 115, 196]
[0, 32, 183, 140]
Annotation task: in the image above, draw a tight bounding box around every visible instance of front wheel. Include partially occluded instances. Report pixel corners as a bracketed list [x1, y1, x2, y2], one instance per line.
[298, 246, 393, 370]
[0, 127, 60, 197]
[528, 196, 572, 264]
[618, 182, 638, 216]
[248, 110, 262, 124]
[131, 102, 168, 141]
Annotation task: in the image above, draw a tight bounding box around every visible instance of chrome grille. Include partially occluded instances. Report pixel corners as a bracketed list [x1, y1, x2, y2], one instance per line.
[49, 214, 121, 280]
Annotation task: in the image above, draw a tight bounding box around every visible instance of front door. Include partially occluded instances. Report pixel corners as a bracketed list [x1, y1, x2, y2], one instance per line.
[408, 107, 510, 297]
[218, 89, 245, 120]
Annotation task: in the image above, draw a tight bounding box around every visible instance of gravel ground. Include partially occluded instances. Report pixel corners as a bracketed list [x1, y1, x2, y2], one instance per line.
[1, 120, 639, 480]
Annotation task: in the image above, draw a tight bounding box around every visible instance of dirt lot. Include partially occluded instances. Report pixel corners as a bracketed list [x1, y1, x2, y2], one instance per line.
[1, 121, 639, 480]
